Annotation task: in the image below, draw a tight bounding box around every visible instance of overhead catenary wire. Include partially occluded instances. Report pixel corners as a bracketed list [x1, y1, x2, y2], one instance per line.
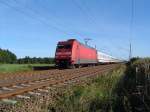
[37, 0, 128, 57]
[71, 0, 100, 41]
[0, 0, 72, 36]
[97, 38, 129, 60]
[13, 0, 75, 36]
[77, 0, 99, 26]
[0, 0, 90, 43]
[14, 0, 86, 37]
[72, 0, 130, 59]
[1, 0, 91, 49]
[1, 0, 129, 60]
[71, 0, 97, 26]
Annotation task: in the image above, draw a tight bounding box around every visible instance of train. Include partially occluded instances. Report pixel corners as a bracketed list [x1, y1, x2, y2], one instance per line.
[55, 39, 122, 68]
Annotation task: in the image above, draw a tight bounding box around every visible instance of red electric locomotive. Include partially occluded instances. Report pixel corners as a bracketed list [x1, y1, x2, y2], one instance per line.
[55, 39, 98, 68]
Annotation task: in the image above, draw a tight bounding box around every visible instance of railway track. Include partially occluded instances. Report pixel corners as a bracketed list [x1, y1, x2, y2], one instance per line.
[0, 64, 118, 100]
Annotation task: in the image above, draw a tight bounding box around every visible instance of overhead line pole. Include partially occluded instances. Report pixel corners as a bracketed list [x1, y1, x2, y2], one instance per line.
[129, 0, 134, 60]
[129, 43, 132, 60]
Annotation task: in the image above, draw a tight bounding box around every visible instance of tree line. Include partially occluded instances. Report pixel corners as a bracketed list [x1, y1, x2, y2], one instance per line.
[0, 48, 17, 63]
[17, 56, 54, 64]
[0, 48, 54, 64]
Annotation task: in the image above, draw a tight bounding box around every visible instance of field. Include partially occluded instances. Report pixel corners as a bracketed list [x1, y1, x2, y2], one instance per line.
[0, 64, 54, 73]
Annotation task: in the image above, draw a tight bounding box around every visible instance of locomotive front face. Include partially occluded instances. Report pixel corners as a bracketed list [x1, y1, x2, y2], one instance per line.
[55, 42, 73, 68]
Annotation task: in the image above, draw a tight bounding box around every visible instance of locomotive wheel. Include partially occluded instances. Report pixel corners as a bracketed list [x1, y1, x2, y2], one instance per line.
[71, 65, 75, 69]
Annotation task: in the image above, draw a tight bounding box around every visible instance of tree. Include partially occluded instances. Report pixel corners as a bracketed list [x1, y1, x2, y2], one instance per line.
[0, 48, 17, 63]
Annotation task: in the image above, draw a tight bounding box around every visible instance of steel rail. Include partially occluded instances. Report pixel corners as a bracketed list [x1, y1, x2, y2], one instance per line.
[0, 65, 111, 88]
[0, 64, 118, 99]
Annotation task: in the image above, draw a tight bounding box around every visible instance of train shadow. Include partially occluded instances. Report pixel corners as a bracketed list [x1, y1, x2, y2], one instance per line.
[32, 66, 56, 71]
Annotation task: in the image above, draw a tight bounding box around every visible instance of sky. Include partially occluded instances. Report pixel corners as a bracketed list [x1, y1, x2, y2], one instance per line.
[0, 0, 150, 59]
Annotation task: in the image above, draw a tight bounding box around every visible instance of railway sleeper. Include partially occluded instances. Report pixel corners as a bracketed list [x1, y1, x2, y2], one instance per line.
[2, 87, 14, 91]
[12, 85, 24, 89]
[38, 89, 49, 93]
[16, 95, 30, 99]
[28, 92, 41, 96]
[0, 99, 17, 105]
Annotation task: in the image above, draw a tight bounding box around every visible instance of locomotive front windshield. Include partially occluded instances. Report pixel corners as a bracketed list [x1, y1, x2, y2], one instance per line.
[57, 44, 72, 49]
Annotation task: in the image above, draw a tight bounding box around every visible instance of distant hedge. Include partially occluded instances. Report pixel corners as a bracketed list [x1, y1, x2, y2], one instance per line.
[0, 48, 54, 64]
[0, 48, 17, 64]
[17, 56, 54, 64]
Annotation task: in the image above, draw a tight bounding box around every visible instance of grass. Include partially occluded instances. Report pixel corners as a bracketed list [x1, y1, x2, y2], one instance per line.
[48, 65, 125, 112]
[0, 64, 54, 73]
[116, 58, 150, 112]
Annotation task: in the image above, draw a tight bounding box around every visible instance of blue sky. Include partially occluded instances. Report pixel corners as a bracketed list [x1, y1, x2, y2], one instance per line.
[0, 0, 149, 59]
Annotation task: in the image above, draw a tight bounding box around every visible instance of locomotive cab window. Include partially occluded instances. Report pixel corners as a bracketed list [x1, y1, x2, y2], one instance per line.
[65, 45, 72, 49]
[57, 44, 72, 49]
[57, 45, 65, 49]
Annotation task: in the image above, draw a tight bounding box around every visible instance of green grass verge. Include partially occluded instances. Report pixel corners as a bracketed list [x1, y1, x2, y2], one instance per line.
[0, 64, 54, 73]
[49, 65, 125, 112]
